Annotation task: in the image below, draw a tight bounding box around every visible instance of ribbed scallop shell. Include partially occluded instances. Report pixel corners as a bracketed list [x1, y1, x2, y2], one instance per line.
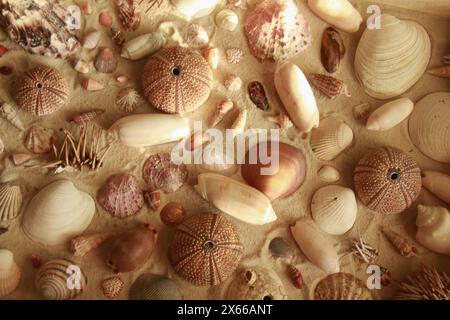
[24, 125, 57, 154]
[311, 185, 357, 235]
[310, 117, 353, 161]
[354, 147, 422, 215]
[97, 173, 144, 219]
[0, 249, 21, 298]
[169, 213, 243, 286]
[36, 259, 87, 300]
[409, 92, 450, 163]
[129, 274, 182, 300]
[314, 273, 373, 300]
[0, 182, 23, 222]
[142, 47, 212, 115]
[142, 153, 188, 193]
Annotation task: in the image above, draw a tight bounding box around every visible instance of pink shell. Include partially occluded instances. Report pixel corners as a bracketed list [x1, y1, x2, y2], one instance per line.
[245, 0, 313, 61]
[142, 153, 188, 193]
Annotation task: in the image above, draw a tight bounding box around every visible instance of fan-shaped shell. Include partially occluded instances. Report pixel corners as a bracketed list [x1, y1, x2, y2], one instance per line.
[129, 274, 182, 300]
[169, 213, 243, 286]
[24, 125, 57, 154]
[0, 249, 21, 298]
[0, 182, 23, 222]
[408, 92, 450, 163]
[142, 47, 212, 115]
[354, 14, 431, 99]
[97, 173, 144, 219]
[310, 117, 353, 161]
[142, 153, 188, 193]
[22, 180, 95, 246]
[354, 147, 421, 215]
[311, 185, 357, 235]
[314, 273, 373, 300]
[416, 205, 450, 256]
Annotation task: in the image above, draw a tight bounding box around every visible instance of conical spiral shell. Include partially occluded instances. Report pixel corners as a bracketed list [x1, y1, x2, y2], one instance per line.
[129, 274, 182, 300]
[0, 249, 21, 298]
[314, 273, 373, 300]
[415, 205, 450, 256]
[0, 101, 24, 131]
[0, 182, 23, 222]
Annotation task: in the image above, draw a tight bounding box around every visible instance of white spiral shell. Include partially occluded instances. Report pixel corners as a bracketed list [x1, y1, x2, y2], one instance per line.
[415, 204, 450, 256]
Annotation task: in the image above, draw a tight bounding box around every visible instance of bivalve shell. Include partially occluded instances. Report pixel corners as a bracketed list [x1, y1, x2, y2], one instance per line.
[366, 98, 414, 131]
[129, 274, 182, 300]
[83, 31, 101, 49]
[0, 182, 23, 222]
[70, 232, 114, 257]
[215, 9, 238, 31]
[94, 48, 117, 73]
[310, 118, 353, 161]
[314, 273, 373, 300]
[0, 249, 21, 298]
[421, 170, 450, 205]
[24, 126, 57, 154]
[318, 166, 340, 183]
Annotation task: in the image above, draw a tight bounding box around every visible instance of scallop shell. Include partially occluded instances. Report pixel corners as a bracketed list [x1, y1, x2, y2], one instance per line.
[69, 232, 114, 257]
[421, 170, 450, 205]
[318, 165, 340, 183]
[142, 153, 188, 193]
[116, 88, 142, 113]
[117, 0, 141, 32]
[311, 185, 357, 235]
[129, 274, 182, 300]
[97, 173, 144, 219]
[0, 182, 23, 222]
[415, 205, 450, 256]
[36, 259, 87, 300]
[0, 101, 24, 131]
[94, 48, 117, 73]
[170, 213, 243, 286]
[268, 237, 295, 259]
[314, 273, 373, 300]
[354, 147, 422, 215]
[366, 98, 414, 131]
[354, 14, 431, 99]
[408, 92, 450, 163]
[24, 126, 57, 154]
[0, 249, 21, 298]
[215, 9, 238, 31]
[310, 118, 353, 161]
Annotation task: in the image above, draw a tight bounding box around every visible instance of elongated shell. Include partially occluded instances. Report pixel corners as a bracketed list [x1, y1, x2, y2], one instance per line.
[366, 98, 414, 131]
[314, 273, 373, 300]
[129, 274, 182, 300]
[108, 114, 190, 148]
[0, 182, 23, 222]
[382, 227, 419, 257]
[321, 27, 345, 73]
[421, 170, 450, 205]
[290, 220, 340, 273]
[0, 101, 24, 131]
[274, 61, 319, 133]
[307, 0, 362, 33]
[310, 118, 353, 161]
[309, 73, 350, 99]
[415, 205, 450, 256]
[0, 249, 21, 298]
[311, 185, 357, 235]
[121, 32, 166, 60]
[69, 232, 114, 257]
[195, 173, 277, 225]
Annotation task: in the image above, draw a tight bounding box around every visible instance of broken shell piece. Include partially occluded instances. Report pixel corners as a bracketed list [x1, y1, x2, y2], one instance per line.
[0, 249, 21, 298]
[318, 165, 340, 183]
[24, 126, 57, 155]
[224, 75, 242, 92]
[203, 47, 219, 70]
[0, 45, 8, 57]
[94, 48, 117, 73]
[74, 59, 89, 74]
[82, 78, 105, 91]
[117, 0, 141, 32]
[215, 9, 238, 31]
[80, 3, 92, 15]
[230, 109, 248, 136]
[71, 109, 105, 126]
[12, 153, 31, 166]
[382, 227, 419, 257]
[144, 190, 161, 211]
[116, 88, 141, 113]
[210, 99, 234, 127]
[248, 81, 269, 111]
[83, 31, 101, 49]
[70, 232, 114, 257]
[102, 277, 124, 299]
[185, 23, 209, 48]
[309, 73, 350, 99]
[225, 48, 243, 64]
[264, 112, 293, 130]
[121, 32, 166, 60]
[99, 11, 113, 27]
[366, 98, 414, 131]
[427, 66, 450, 79]
[353, 103, 371, 125]
[0, 101, 24, 131]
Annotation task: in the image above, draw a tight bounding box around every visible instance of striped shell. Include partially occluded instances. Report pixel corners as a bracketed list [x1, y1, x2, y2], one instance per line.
[71, 109, 105, 126]
[314, 273, 373, 300]
[129, 274, 182, 300]
[309, 73, 350, 99]
[142, 47, 213, 115]
[0, 182, 23, 222]
[354, 147, 422, 215]
[169, 213, 243, 286]
[143, 153, 188, 193]
[102, 276, 124, 299]
[36, 259, 87, 300]
[97, 173, 144, 218]
[69, 232, 114, 257]
[14, 66, 68, 116]
[0, 249, 21, 298]
[24, 125, 57, 154]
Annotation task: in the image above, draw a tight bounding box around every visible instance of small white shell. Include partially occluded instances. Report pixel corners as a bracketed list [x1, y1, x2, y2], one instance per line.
[366, 98, 414, 131]
[198, 147, 238, 175]
[0, 182, 23, 222]
[215, 9, 239, 31]
[415, 204, 450, 256]
[318, 166, 340, 183]
[421, 170, 450, 205]
[171, 0, 220, 19]
[83, 31, 101, 49]
[0, 249, 21, 298]
[224, 74, 242, 91]
[310, 118, 353, 161]
[121, 32, 166, 60]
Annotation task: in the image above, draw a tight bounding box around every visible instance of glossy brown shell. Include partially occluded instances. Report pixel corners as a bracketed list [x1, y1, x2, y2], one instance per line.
[142, 47, 212, 115]
[354, 147, 421, 215]
[314, 273, 373, 300]
[143, 153, 188, 193]
[169, 213, 243, 286]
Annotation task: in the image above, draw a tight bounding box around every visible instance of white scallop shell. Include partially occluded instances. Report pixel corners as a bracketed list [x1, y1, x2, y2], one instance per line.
[415, 204, 450, 256]
[318, 166, 340, 183]
[0, 182, 23, 222]
[215, 9, 238, 31]
[0, 249, 21, 298]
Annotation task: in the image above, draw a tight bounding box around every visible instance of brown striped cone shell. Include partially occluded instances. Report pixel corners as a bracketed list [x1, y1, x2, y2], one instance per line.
[71, 109, 105, 126]
[382, 227, 419, 257]
[0, 181, 23, 222]
[102, 276, 124, 299]
[142, 153, 188, 193]
[309, 73, 350, 99]
[142, 47, 213, 115]
[129, 274, 182, 300]
[0, 101, 25, 131]
[69, 232, 114, 257]
[24, 125, 58, 154]
[0, 249, 21, 298]
[14, 66, 68, 116]
[354, 147, 422, 215]
[97, 173, 144, 218]
[314, 273, 373, 300]
[169, 213, 243, 286]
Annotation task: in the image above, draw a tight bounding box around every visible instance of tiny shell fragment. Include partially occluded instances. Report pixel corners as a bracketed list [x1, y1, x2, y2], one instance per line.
[144, 190, 161, 211]
[0, 66, 12, 76]
[309, 73, 350, 99]
[82, 78, 105, 91]
[353, 103, 371, 125]
[24, 126, 57, 154]
[12, 153, 31, 166]
[248, 81, 269, 111]
[0, 45, 8, 57]
[225, 48, 243, 64]
[30, 254, 42, 269]
[203, 47, 219, 70]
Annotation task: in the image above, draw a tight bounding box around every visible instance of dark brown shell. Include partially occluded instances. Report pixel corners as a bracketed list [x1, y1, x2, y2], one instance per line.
[248, 81, 269, 111]
[314, 273, 373, 300]
[160, 202, 185, 226]
[321, 27, 345, 73]
[143, 153, 188, 193]
[169, 213, 243, 286]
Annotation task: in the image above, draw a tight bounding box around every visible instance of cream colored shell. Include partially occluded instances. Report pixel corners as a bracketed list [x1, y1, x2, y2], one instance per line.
[366, 98, 414, 131]
[215, 9, 239, 31]
[318, 166, 341, 183]
[0, 182, 23, 222]
[0, 249, 21, 298]
[307, 0, 362, 33]
[415, 205, 450, 256]
[421, 170, 450, 205]
[171, 0, 220, 19]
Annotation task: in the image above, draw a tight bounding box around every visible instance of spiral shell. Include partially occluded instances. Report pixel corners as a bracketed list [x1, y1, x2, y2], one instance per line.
[0, 249, 21, 298]
[24, 125, 58, 154]
[69, 232, 114, 257]
[215, 9, 238, 31]
[129, 274, 182, 300]
[142, 153, 188, 193]
[102, 277, 124, 299]
[415, 205, 450, 256]
[0, 182, 23, 222]
[310, 118, 353, 161]
[314, 273, 373, 300]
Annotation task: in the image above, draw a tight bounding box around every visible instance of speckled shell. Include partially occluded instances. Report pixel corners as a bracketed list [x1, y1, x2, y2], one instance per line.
[354, 147, 422, 215]
[129, 274, 182, 300]
[97, 173, 144, 219]
[0, 182, 23, 222]
[102, 276, 124, 299]
[169, 213, 243, 286]
[0, 249, 21, 298]
[310, 118, 353, 161]
[142, 153, 188, 193]
[14, 66, 68, 116]
[142, 47, 213, 115]
[24, 125, 57, 154]
[314, 273, 373, 300]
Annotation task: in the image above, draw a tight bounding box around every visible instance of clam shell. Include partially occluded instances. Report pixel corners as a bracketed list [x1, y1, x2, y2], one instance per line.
[421, 170, 450, 205]
[415, 205, 450, 256]
[129, 274, 181, 300]
[94, 48, 117, 73]
[314, 273, 373, 300]
[142, 153, 188, 193]
[318, 165, 340, 183]
[366, 98, 414, 131]
[215, 9, 238, 31]
[308, 0, 362, 33]
[0, 182, 23, 222]
[310, 118, 353, 161]
[24, 125, 57, 155]
[0, 249, 21, 298]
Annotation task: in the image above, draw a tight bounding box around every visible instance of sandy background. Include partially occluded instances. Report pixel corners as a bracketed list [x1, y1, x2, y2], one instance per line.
[0, 0, 449, 300]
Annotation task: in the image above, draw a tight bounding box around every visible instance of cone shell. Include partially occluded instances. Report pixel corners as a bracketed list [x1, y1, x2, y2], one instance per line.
[311, 185, 357, 235]
[421, 170, 450, 205]
[314, 273, 373, 300]
[415, 205, 450, 256]
[142, 153, 188, 193]
[0, 249, 21, 298]
[169, 213, 243, 286]
[24, 126, 57, 154]
[102, 276, 124, 299]
[366, 98, 414, 131]
[309, 73, 350, 99]
[0, 182, 23, 222]
[82, 78, 104, 91]
[310, 118, 353, 161]
[210, 99, 234, 127]
[307, 0, 362, 32]
[354, 147, 422, 214]
[69, 232, 113, 257]
[94, 48, 117, 73]
[121, 32, 166, 61]
[129, 274, 181, 300]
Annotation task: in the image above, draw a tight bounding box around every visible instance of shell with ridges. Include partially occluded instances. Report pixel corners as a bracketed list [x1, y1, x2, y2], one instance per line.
[24, 125, 57, 154]
[143, 153, 188, 193]
[421, 170, 450, 205]
[0, 249, 21, 298]
[0, 101, 24, 131]
[69, 232, 114, 257]
[129, 274, 181, 300]
[83, 31, 101, 49]
[366, 98, 414, 131]
[309, 73, 350, 99]
[210, 99, 234, 127]
[117, 0, 140, 32]
[116, 88, 141, 113]
[307, 0, 362, 33]
[415, 205, 450, 256]
[0, 182, 23, 222]
[94, 48, 117, 73]
[314, 273, 373, 300]
[310, 118, 353, 161]
[382, 227, 419, 257]
[102, 276, 124, 299]
[71, 109, 105, 126]
[185, 23, 209, 48]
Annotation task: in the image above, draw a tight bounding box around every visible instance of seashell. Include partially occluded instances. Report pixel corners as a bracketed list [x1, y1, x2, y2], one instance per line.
[110, 28, 126, 47]
[415, 205, 450, 256]
[314, 273, 373, 300]
[170, 213, 243, 286]
[228, 0, 241, 6]
[73, 59, 89, 74]
[98, 173, 144, 219]
[0, 226, 8, 235]
[309, 73, 351, 99]
[226, 48, 243, 64]
[22, 180, 95, 246]
[310, 118, 353, 161]
[354, 14, 431, 99]
[203, 47, 219, 70]
[382, 227, 419, 257]
[366, 98, 414, 131]
[215, 9, 238, 31]
[70, 109, 105, 126]
[241, 141, 306, 201]
[142, 47, 213, 115]
[117, 0, 141, 32]
[268, 237, 295, 259]
[121, 32, 166, 60]
[129, 274, 181, 300]
[109, 114, 190, 148]
[0, 249, 20, 298]
[195, 173, 277, 225]
[0, 182, 23, 222]
[102, 277, 124, 299]
[353, 102, 371, 125]
[264, 112, 293, 130]
[307, 0, 362, 32]
[224, 74, 242, 91]
[408, 92, 450, 163]
[116, 75, 130, 83]
[99, 11, 113, 27]
[245, 0, 313, 61]
[445, 55, 450, 65]
[143, 153, 188, 193]
[321, 27, 345, 73]
[210, 99, 234, 127]
[274, 61, 319, 133]
[198, 148, 238, 175]
[318, 165, 340, 183]
[185, 23, 209, 48]
[66, 4, 81, 30]
[230, 109, 248, 136]
[107, 224, 157, 273]
[160, 202, 185, 226]
[69, 232, 114, 257]
[171, 0, 220, 19]
[186, 130, 210, 151]
[0, 66, 12, 76]
[354, 147, 422, 215]
[94, 48, 117, 73]
[82, 78, 105, 91]
[226, 267, 287, 300]
[380, 267, 391, 286]
[24, 126, 57, 155]
[288, 265, 304, 289]
[30, 254, 42, 269]
[12, 153, 31, 166]
[116, 88, 141, 113]
[36, 259, 87, 300]
[421, 170, 450, 205]
[14, 66, 68, 116]
[248, 81, 269, 111]
[291, 220, 340, 273]
[144, 190, 161, 211]
[0, 101, 24, 131]
[83, 31, 101, 49]
[427, 66, 450, 78]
